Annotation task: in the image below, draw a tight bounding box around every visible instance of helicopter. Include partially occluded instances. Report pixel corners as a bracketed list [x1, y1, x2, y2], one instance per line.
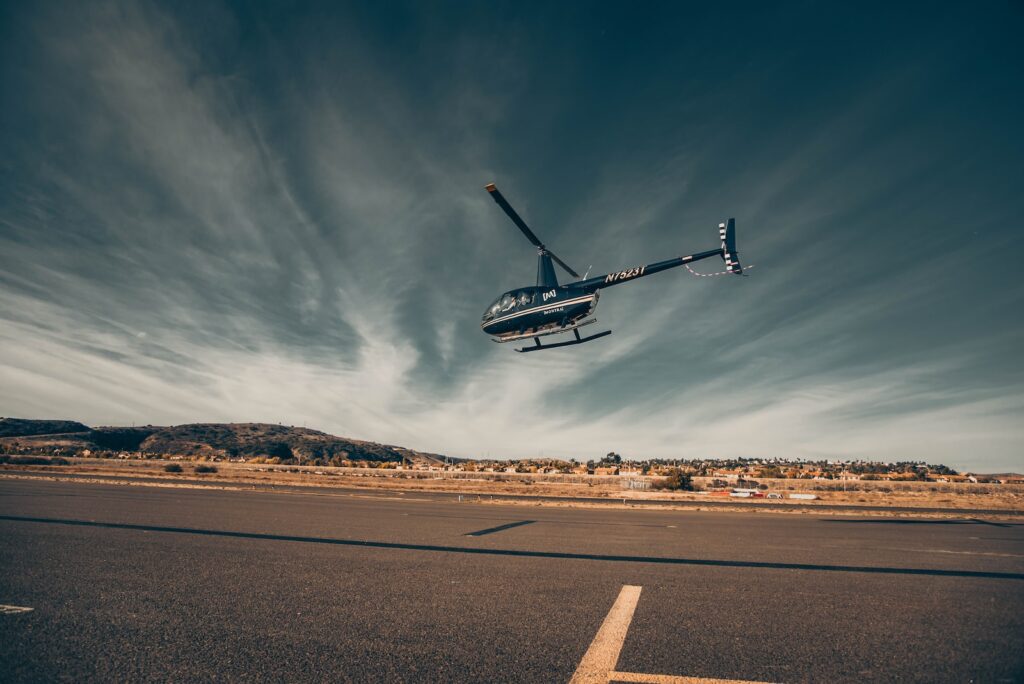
[481, 183, 745, 352]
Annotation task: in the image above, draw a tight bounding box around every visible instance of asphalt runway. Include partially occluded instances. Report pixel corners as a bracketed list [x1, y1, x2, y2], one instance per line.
[1, 479, 1022, 682]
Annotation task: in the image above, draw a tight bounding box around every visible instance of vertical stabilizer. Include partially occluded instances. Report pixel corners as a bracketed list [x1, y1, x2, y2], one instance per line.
[719, 219, 743, 274]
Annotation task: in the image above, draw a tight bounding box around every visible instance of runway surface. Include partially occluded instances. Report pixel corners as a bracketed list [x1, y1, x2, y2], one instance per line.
[1, 479, 1022, 682]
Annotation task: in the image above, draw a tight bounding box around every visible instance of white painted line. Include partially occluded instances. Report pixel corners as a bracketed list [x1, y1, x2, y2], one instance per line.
[610, 671, 773, 683]
[0, 604, 33, 615]
[570, 585, 643, 683]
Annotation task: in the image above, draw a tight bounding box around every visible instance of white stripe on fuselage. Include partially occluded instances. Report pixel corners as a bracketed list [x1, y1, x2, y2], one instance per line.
[482, 294, 595, 328]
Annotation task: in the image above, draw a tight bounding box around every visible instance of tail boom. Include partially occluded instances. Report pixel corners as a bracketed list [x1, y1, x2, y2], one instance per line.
[575, 218, 745, 292]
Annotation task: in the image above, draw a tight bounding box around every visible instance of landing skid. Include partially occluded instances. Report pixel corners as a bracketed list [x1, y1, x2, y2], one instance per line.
[516, 327, 612, 353]
[492, 318, 598, 344]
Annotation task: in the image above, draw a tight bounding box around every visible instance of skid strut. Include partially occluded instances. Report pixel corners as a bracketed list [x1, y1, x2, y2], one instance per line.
[516, 328, 612, 353]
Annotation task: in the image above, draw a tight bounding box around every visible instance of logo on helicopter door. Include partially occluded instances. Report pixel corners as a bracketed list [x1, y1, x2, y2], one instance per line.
[542, 289, 557, 302]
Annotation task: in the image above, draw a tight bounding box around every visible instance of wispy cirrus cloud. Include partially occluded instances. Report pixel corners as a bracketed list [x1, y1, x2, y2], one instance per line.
[1, 1, 1021, 470]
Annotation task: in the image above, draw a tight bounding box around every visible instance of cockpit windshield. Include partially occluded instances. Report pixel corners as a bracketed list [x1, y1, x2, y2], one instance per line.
[482, 297, 502, 321]
[482, 290, 535, 322]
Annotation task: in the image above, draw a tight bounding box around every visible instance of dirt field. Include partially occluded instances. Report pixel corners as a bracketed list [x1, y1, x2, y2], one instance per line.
[2, 457, 1022, 516]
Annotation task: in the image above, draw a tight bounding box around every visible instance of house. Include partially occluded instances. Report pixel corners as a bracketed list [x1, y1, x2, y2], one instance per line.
[594, 466, 618, 476]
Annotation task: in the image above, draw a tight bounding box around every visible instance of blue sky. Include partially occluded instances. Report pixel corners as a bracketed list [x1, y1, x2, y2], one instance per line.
[1, 1, 1022, 470]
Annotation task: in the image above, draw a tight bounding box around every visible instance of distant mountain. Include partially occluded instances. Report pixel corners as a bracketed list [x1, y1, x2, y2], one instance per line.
[0, 420, 436, 464]
[0, 418, 90, 437]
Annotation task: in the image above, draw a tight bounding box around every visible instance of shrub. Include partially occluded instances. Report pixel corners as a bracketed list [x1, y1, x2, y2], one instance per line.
[0, 455, 68, 466]
[652, 468, 693, 491]
[194, 464, 218, 473]
[164, 463, 183, 473]
[267, 441, 293, 461]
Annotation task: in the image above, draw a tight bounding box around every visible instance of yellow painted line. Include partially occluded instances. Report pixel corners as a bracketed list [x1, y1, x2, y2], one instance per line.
[570, 585, 643, 683]
[569, 584, 776, 684]
[0, 605, 33, 615]
[610, 671, 774, 683]
[0, 474, 435, 502]
[346, 494, 435, 502]
[884, 547, 1024, 559]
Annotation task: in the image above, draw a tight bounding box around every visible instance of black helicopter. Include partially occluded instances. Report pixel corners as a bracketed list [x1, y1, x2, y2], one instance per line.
[481, 183, 745, 352]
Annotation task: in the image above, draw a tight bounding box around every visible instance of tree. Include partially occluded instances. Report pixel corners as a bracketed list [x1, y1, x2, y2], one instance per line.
[654, 468, 693, 491]
[268, 441, 293, 461]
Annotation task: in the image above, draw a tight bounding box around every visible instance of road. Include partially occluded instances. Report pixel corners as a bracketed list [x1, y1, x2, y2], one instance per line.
[1, 479, 1022, 682]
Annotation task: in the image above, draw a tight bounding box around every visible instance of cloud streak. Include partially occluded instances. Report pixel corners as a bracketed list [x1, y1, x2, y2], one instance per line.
[1, 1, 1022, 471]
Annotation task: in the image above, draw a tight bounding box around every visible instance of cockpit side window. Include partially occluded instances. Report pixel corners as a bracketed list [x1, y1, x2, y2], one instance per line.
[483, 291, 536, 322]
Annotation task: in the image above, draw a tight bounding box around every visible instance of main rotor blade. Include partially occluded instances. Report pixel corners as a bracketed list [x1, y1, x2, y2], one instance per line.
[485, 183, 581, 279]
[548, 250, 580, 279]
[485, 183, 543, 249]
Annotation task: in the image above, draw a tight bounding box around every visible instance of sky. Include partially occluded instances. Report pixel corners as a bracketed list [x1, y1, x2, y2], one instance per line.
[1, 1, 1022, 471]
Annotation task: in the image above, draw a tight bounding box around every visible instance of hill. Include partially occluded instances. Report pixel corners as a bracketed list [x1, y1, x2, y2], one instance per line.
[90, 426, 163, 451]
[0, 418, 91, 437]
[139, 423, 409, 463]
[0, 420, 427, 464]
